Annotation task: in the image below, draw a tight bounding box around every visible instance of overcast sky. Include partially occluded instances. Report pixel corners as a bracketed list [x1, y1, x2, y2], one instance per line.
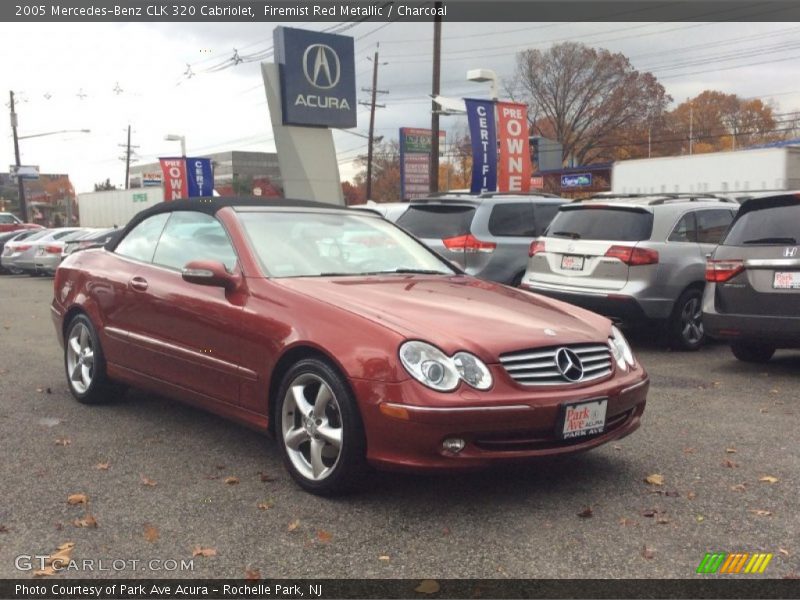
[1, 20, 800, 193]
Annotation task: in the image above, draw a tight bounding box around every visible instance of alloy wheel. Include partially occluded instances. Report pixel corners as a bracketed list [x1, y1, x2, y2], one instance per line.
[66, 322, 95, 394]
[281, 373, 343, 481]
[680, 297, 704, 346]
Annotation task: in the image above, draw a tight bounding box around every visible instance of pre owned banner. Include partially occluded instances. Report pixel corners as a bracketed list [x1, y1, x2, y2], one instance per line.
[159, 158, 188, 201]
[497, 102, 532, 192]
[465, 98, 497, 193]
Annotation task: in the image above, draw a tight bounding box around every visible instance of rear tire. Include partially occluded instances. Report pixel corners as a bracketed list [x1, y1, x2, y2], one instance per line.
[276, 358, 367, 496]
[730, 341, 775, 363]
[668, 289, 705, 351]
[64, 314, 118, 404]
[509, 272, 525, 287]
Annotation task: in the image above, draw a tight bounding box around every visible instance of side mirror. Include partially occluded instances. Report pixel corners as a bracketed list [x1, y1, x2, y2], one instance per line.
[182, 260, 240, 292]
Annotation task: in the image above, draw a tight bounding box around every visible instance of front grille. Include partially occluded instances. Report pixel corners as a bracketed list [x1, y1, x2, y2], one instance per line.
[499, 343, 613, 386]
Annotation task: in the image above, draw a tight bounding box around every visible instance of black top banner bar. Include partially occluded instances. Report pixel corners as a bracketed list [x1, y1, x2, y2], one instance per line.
[4, 579, 800, 600]
[4, 1, 800, 22]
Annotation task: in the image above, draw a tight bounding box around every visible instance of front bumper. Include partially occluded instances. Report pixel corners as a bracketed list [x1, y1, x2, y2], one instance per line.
[352, 365, 648, 471]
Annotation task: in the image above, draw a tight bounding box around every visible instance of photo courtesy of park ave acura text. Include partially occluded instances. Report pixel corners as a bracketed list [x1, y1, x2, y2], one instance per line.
[0, 1, 799, 598]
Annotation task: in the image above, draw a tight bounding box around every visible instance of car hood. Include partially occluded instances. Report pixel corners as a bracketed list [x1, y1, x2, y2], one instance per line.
[278, 275, 611, 361]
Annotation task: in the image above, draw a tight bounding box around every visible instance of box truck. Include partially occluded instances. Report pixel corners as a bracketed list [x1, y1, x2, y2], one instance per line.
[612, 146, 800, 197]
[77, 188, 164, 227]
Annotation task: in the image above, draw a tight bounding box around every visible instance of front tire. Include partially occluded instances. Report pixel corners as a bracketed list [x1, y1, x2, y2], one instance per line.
[668, 289, 705, 351]
[730, 341, 775, 363]
[64, 314, 117, 404]
[276, 358, 366, 495]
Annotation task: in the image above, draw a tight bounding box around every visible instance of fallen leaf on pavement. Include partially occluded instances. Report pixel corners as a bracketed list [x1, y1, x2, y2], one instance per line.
[72, 515, 98, 528]
[67, 493, 88, 505]
[683, 447, 696, 454]
[317, 530, 333, 543]
[665, 490, 680, 497]
[378, 555, 390, 561]
[287, 519, 300, 532]
[140, 474, 157, 487]
[36, 387, 44, 393]
[55, 438, 71, 446]
[645, 474, 664, 486]
[258, 472, 277, 482]
[192, 546, 217, 558]
[641, 509, 657, 518]
[750, 509, 772, 517]
[731, 484, 748, 492]
[725, 448, 737, 453]
[224, 476, 239, 485]
[577, 507, 593, 518]
[245, 568, 261, 581]
[723, 459, 739, 468]
[415, 580, 440, 594]
[760, 407, 769, 414]
[144, 524, 160, 542]
[33, 566, 57, 577]
[642, 545, 655, 559]
[0, 525, 8, 533]
[696, 515, 705, 522]
[257, 502, 273, 511]
[45, 542, 75, 567]
[619, 518, 637, 526]
[779, 548, 790, 557]
[657, 517, 670, 525]
[441, 526, 451, 536]
[686, 492, 696, 500]
[94, 462, 110, 470]
[759, 475, 779, 484]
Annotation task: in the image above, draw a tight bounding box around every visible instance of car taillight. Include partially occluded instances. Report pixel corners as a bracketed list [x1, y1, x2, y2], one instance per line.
[16, 245, 31, 252]
[604, 245, 659, 266]
[529, 240, 546, 257]
[45, 245, 62, 254]
[442, 234, 496, 253]
[705, 259, 744, 282]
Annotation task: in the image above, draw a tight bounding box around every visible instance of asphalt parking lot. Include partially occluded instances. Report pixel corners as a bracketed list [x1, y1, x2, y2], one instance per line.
[0, 274, 797, 580]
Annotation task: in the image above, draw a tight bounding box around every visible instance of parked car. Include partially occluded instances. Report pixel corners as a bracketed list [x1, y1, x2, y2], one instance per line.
[0, 230, 39, 273]
[2, 228, 82, 275]
[0, 212, 44, 234]
[351, 201, 410, 222]
[34, 228, 97, 276]
[520, 194, 739, 350]
[395, 192, 567, 285]
[703, 192, 800, 362]
[53, 197, 648, 495]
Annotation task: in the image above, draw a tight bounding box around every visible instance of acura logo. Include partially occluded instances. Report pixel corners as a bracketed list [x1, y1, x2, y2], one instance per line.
[555, 348, 584, 382]
[784, 247, 798, 258]
[303, 44, 340, 90]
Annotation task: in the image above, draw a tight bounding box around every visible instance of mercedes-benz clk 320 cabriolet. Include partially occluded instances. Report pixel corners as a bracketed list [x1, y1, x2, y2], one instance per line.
[52, 198, 648, 495]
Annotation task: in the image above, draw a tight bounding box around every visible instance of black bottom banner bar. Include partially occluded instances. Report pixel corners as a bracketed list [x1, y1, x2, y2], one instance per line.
[2, 579, 800, 600]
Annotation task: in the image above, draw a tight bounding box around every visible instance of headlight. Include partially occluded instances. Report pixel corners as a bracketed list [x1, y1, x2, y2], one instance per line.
[453, 351, 493, 390]
[399, 342, 493, 392]
[608, 325, 635, 371]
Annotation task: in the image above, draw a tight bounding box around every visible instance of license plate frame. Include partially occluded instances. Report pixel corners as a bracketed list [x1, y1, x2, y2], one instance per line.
[561, 254, 585, 271]
[773, 271, 800, 289]
[558, 398, 608, 440]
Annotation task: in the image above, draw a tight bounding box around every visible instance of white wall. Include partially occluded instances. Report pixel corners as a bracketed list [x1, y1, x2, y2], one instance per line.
[77, 187, 164, 227]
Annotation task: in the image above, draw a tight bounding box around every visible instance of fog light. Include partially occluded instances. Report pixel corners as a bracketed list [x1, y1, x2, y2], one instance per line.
[442, 438, 466, 453]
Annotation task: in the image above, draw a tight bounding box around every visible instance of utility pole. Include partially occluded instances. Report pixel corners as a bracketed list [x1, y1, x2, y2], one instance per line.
[9, 91, 28, 222]
[118, 125, 139, 189]
[689, 104, 694, 155]
[430, 2, 443, 194]
[359, 45, 388, 200]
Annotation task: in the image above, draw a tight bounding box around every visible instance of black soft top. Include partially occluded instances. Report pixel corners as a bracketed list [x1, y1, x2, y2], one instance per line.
[107, 196, 349, 251]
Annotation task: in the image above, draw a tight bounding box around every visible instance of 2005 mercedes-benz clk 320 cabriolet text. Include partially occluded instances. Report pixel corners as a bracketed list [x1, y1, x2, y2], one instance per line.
[52, 198, 649, 494]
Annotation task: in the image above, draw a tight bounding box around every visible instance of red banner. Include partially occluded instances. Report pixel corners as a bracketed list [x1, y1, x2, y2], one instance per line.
[497, 102, 532, 193]
[159, 158, 188, 201]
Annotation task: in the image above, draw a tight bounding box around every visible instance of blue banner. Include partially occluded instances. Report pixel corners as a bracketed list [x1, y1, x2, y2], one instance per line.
[186, 158, 214, 197]
[465, 98, 497, 193]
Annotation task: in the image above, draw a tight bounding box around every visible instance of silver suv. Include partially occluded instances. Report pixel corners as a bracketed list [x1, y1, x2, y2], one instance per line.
[396, 192, 567, 285]
[520, 193, 739, 350]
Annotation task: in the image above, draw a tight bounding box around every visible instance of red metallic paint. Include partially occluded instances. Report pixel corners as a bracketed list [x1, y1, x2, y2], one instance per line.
[52, 205, 648, 471]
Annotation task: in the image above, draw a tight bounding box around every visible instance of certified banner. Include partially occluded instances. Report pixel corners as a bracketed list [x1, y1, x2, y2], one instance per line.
[497, 102, 532, 192]
[186, 157, 214, 197]
[159, 158, 188, 201]
[465, 98, 497, 193]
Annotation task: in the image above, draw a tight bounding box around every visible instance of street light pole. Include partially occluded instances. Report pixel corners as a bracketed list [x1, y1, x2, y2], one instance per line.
[9, 90, 28, 222]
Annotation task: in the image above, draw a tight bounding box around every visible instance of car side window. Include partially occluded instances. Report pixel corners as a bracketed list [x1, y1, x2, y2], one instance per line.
[668, 212, 697, 243]
[487, 203, 536, 237]
[152, 211, 237, 272]
[115, 213, 170, 263]
[0, 214, 17, 224]
[696, 209, 735, 244]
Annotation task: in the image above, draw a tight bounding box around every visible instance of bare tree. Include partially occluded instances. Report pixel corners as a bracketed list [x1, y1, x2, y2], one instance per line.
[513, 42, 670, 165]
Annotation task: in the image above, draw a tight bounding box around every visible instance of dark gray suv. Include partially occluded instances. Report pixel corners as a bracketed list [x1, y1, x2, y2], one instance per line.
[703, 193, 800, 362]
[396, 192, 567, 285]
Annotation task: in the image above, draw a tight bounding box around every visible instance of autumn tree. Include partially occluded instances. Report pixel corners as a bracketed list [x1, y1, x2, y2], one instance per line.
[94, 178, 117, 191]
[512, 42, 671, 165]
[341, 181, 364, 205]
[353, 140, 401, 202]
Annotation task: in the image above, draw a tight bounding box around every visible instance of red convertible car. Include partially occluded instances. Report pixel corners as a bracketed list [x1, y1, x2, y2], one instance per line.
[52, 198, 648, 494]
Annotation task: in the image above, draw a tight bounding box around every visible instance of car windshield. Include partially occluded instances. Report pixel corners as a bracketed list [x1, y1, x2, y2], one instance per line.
[545, 206, 654, 241]
[723, 200, 800, 246]
[396, 204, 476, 238]
[237, 210, 456, 278]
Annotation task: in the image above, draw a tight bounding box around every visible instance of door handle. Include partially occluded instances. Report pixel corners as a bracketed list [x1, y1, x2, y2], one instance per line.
[129, 276, 148, 292]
